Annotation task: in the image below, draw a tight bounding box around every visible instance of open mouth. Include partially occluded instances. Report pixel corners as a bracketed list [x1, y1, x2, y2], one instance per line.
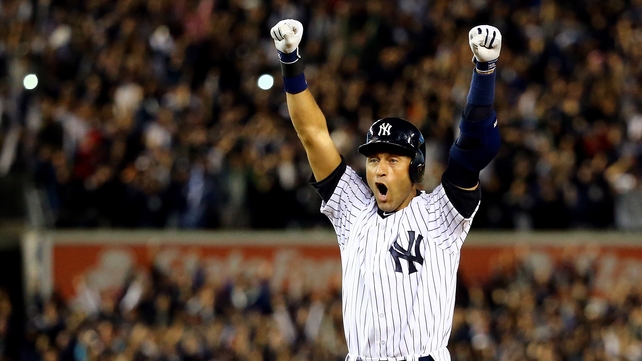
[376, 182, 388, 196]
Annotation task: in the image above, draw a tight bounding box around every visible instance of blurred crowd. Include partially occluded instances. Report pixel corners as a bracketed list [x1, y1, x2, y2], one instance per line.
[0, 0, 641, 229]
[5, 246, 640, 361]
[451, 245, 642, 361]
[18, 259, 348, 361]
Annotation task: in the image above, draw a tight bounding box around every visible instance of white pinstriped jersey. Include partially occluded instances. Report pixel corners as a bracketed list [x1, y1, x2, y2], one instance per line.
[320, 165, 478, 361]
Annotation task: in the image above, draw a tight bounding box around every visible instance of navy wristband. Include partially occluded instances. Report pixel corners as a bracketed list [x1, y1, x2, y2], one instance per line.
[278, 49, 300, 64]
[283, 73, 308, 94]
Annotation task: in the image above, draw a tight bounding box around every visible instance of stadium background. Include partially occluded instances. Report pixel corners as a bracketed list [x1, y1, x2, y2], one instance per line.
[0, 0, 640, 360]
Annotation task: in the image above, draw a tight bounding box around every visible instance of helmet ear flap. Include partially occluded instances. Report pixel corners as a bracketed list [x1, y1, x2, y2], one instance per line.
[410, 151, 425, 183]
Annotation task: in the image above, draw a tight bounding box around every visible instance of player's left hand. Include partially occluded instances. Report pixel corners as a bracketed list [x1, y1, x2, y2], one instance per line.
[469, 25, 502, 63]
[270, 19, 303, 55]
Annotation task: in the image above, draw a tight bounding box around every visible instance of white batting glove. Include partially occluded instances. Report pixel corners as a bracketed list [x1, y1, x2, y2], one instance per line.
[270, 19, 304, 64]
[469, 25, 502, 73]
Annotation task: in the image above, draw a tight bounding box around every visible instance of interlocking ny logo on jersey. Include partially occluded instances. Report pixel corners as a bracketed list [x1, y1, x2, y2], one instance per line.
[378, 123, 392, 136]
[389, 231, 424, 274]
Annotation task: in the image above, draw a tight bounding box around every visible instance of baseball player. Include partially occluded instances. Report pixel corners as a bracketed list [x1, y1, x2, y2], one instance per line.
[270, 19, 501, 361]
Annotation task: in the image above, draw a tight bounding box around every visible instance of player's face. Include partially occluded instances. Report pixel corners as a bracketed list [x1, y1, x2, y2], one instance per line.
[365, 152, 416, 212]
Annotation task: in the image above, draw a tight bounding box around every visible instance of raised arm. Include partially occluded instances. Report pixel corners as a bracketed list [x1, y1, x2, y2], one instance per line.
[270, 20, 342, 182]
[444, 25, 503, 191]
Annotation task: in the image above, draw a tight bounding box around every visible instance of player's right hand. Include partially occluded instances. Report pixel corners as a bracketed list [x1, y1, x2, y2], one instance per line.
[270, 19, 303, 56]
[468, 25, 502, 63]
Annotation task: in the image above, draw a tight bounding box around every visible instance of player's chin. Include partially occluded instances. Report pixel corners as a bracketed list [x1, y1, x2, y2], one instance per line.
[375, 197, 396, 212]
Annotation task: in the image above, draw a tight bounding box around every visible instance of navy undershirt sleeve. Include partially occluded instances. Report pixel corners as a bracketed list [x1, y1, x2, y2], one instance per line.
[443, 103, 493, 189]
[441, 173, 481, 218]
[310, 157, 347, 203]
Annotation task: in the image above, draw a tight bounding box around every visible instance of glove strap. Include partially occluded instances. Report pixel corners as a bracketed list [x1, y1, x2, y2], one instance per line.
[278, 48, 307, 94]
[277, 48, 300, 64]
[474, 58, 497, 74]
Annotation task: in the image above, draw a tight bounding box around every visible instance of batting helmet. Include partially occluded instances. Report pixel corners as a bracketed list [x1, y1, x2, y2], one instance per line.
[358, 117, 426, 183]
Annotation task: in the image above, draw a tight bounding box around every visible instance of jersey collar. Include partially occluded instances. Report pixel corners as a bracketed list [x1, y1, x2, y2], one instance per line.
[378, 208, 395, 218]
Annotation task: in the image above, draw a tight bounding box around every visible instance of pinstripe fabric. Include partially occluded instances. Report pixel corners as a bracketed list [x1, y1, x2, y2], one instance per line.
[320, 166, 478, 361]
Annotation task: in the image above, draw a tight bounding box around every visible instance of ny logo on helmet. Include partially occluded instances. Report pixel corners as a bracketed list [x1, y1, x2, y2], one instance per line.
[378, 123, 392, 136]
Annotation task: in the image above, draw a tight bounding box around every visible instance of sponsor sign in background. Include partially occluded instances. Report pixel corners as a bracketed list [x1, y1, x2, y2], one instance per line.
[52, 243, 342, 301]
[22, 230, 642, 302]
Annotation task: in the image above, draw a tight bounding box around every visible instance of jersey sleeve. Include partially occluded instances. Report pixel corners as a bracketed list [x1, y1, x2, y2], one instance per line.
[311, 161, 372, 247]
[423, 184, 480, 253]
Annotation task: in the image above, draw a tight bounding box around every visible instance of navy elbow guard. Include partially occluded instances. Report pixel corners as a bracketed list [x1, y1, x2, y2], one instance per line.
[449, 110, 500, 172]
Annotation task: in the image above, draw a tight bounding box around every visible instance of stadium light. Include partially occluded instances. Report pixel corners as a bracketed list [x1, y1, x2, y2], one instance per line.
[23, 74, 38, 90]
[257, 74, 274, 90]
